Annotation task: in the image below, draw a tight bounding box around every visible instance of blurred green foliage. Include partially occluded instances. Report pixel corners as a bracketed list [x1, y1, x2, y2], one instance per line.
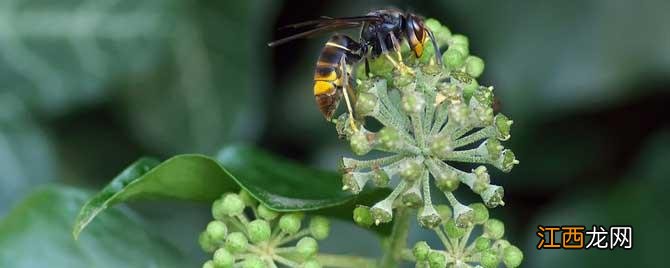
[0, 0, 668, 267]
[0, 185, 194, 268]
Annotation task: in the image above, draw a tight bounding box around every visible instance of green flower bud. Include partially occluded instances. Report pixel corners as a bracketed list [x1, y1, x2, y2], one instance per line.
[206, 220, 228, 243]
[429, 134, 453, 159]
[437, 26, 452, 44]
[424, 19, 442, 33]
[419, 41, 436, 64]
[462, 79, 479, 102]
[480, 249, 500, 268]
[450, 34, 469, 47]
[247, 219, 271, 243]
[370, 199, 393, 225]
[402, 91, 426, 114]
[213, 248, 234, 268]
[378, 127, 404, 151]
[225, 232, 248, 253]
[450, 44, 469, 58]
[355, 92, 378, 116]
[257, 204, 279, 221]
[444, 220, 465, 239]
[481, 184, 505, 208]
[498, 150, 519, 173]
[239, 189, 258, 207]
[401, 182, 423, 207]
[372, 168, 390, 187]
[279, 213, 303, 235]
[296, 237, 319, 259]
[433, 167, 460, 192]
[503, 246, 523, 268]
[465, 56, 485, 78]
[453, 202, 475, 227]
[485, 138, 503, 161]
[428, 251, 447, 268]
[350, 129, 372, 156]
[302, 259, 322, 268]
[418, 205, 442, 229]
[413, 241, 431, 261]
[199, 231, 218, 253]
[399, 158, 424, 182]
[242, 256, 266, 268]
[353, 205, 373, 227]
[475, 236, 491, 252]
[469, 203, 490, 224]
[493, 240, 512, 251]
[211, 199, 225, 221]
[213, 194, 245, 219]
[484, 219, 505, 239]
[494, 114, 513, 141]
[435, 204, 452, 221]
[309, 216, 331, 240]
[443, 48, 465, 69]
[369, 56, 394, 77]
[203, 260, 215, 268]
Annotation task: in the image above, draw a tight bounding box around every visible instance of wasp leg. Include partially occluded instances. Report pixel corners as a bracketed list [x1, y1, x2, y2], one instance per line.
[340, 56, 358, 131]
[378, 33, 414, 75]
[388, 31, 404, 64]
[426, 29, 443, 66]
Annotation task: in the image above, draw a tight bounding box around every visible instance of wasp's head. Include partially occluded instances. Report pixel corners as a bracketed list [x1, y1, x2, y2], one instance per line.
[404, 13, 429, 58]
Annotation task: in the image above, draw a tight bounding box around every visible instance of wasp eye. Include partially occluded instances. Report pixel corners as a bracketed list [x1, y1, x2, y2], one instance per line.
[412, 19, 426, 43]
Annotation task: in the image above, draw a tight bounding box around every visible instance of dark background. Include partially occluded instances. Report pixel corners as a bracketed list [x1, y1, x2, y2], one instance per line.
[0, 0, 667, 267]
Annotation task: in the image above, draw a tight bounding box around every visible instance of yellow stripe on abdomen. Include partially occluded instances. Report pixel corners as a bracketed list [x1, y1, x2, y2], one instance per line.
[313, 80, 335, 95]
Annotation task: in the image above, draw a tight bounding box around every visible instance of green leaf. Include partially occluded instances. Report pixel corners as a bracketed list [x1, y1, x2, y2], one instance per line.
[72, 154, 239, 239]
[215, 145, 360, 211]
[0, 185, 192, 268]
[0, 0, 174, 115]
[73, 144, 389, 238]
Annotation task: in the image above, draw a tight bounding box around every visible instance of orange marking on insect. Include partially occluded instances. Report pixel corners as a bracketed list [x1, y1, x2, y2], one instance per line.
[313, 81, 335, 95]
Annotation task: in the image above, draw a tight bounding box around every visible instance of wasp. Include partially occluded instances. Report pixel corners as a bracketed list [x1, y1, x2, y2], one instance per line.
[268, 8, 443, 130]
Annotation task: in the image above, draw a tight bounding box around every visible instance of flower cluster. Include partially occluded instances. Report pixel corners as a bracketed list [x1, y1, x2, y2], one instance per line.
[199, 190, 330, 268]
[338, 19, 518, 229]
[410, 204, 523, 268]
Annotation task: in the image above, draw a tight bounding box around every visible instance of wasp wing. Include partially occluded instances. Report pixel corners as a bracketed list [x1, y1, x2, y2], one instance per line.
[268, 15, 382, 47]
[278, 15, 381, 30]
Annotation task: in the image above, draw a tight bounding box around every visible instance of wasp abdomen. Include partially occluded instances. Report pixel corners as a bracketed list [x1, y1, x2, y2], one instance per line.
[313, 35, 358, 120]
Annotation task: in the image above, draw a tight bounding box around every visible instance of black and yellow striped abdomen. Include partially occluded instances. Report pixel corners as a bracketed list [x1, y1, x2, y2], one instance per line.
[313, 35, 357, 120]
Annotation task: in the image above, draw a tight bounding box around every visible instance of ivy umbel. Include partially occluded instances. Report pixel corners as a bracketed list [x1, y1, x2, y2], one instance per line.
[199, 18, 523, 268]
[339, 18, 523, 267]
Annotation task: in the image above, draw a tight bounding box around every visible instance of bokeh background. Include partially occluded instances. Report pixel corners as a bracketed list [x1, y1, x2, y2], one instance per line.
[0, 0, 667, 267]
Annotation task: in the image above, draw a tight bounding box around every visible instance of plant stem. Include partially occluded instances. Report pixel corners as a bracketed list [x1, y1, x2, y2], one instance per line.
[400, 249, 416, 262]
[380, 207, 411, 268]
[315, 253, 378, 268]
[277, 229, 310, 246]
[452, 126, 494, 148]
